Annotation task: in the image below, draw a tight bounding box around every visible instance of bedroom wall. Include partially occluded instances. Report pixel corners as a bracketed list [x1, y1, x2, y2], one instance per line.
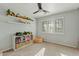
[0, 15, 36, 50]
[36, 9, 79, 48]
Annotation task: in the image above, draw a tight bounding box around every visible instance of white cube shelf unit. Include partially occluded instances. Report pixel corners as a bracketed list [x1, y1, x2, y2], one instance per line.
[12, 34, 33, 51]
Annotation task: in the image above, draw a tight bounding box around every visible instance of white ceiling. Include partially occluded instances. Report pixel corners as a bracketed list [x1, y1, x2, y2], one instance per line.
[0, 3, 79, 18]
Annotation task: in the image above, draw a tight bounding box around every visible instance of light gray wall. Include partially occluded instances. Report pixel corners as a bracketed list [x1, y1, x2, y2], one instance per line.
[36, 9, 79, 48]
[0, 15, 36, 50]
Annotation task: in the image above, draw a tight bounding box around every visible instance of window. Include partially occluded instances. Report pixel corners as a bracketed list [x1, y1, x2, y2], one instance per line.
[42, 21, 49, 32]
[42, 21, 55, 33]
[55, 18, 64, 33]
[42, 18, 64, 33]
[48, 21, 54, 33]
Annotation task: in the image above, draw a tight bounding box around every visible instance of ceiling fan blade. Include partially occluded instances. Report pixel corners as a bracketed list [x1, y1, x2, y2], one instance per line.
[37, 3, 42, 9]
[33, 10, 39, 14]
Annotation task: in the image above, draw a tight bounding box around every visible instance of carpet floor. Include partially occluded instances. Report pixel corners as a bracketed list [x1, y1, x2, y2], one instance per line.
[3, 42, 79, 56]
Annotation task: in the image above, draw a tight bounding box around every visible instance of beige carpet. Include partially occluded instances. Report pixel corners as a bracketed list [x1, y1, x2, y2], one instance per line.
[3, 42, 79, 56]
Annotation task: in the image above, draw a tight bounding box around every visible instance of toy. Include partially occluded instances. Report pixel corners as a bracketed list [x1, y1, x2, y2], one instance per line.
[15, 32, 23, 36]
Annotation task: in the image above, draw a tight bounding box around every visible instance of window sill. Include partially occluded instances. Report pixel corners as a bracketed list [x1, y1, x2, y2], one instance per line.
[42, 32, 64, 34]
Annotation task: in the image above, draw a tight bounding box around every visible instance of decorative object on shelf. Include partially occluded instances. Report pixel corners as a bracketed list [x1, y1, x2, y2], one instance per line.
[23, 31, 32, 35]
[23, 31, 27, 35]
[15, 32, 23, 36]
[6, 9, 16, 16]
[15, 31, 32, 36]
[6, 9, 33, 23]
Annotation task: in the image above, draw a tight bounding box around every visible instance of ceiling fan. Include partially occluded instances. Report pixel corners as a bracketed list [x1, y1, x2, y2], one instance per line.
[33, 3, 49, 14]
